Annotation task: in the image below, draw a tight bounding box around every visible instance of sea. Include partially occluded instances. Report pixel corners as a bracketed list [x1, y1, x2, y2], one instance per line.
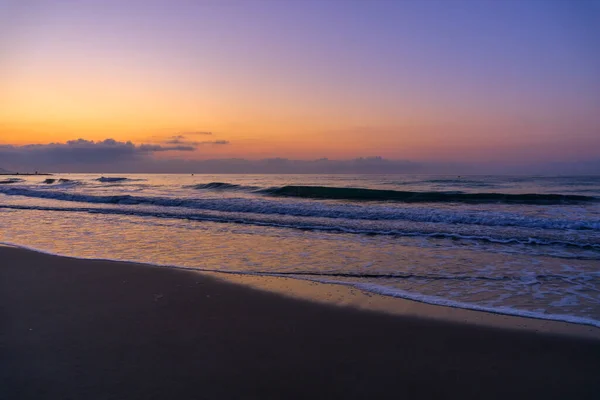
[1, 174, 599, 327]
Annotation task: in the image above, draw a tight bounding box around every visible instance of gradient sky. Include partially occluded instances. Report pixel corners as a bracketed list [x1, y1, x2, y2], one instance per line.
[1, 0, 599, 171]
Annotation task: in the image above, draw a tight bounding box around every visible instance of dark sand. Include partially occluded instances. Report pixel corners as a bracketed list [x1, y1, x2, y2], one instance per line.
[1, 246, 600, 399]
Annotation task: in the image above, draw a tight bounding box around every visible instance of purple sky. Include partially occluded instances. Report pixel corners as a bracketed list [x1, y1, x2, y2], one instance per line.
[1, 0, 599, 173]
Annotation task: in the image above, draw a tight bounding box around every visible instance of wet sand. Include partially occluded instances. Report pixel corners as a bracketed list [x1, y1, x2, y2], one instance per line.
[1, 246, 600, 399]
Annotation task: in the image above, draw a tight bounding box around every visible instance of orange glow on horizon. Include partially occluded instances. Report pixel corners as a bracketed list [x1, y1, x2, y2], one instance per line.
[1, 0, 599, 166]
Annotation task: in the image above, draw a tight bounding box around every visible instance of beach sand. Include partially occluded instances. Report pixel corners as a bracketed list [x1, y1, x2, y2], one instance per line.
[1, 246, 600, 399]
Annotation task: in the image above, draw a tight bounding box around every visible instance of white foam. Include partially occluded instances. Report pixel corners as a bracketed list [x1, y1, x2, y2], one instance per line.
[289, 276, 600, 328]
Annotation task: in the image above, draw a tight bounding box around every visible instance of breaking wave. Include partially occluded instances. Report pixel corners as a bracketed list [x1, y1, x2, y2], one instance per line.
[261, 185, 597, 204]
[1, 203, 599, 251]
[96, 177, 129, 182]
[95, 177, 146, 183]
[0, 187, 598, 232]
[188, 182, 259, 191]
[0, 178, 24, 184]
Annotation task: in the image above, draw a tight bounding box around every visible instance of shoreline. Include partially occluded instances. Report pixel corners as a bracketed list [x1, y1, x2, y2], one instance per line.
[2, 243, 599, 338]
[212, 271, 600, 339]
[2, 245, 600, 398]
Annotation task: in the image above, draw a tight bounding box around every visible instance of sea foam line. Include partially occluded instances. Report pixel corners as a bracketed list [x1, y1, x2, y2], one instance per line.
[294, 276, 600, 328]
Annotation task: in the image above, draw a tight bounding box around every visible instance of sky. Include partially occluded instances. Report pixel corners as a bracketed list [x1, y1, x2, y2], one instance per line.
[1, 0, 599, 173]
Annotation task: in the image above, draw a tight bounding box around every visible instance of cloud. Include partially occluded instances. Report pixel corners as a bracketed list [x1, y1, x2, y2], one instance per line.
[164, 135, 186, 143]
[200, 140, 230, 145]
[163, 138, 230, 146]
[138, 144, 196, 152]
[0, 138, 197, 172]
[1, 138, 598, 174]
[162, 134, 228, 146]
[164, 136, 187, 144]
[0, 140, 418, 173]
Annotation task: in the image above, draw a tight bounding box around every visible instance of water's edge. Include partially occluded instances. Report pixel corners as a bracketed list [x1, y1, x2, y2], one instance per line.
[3, 240, 599, 329]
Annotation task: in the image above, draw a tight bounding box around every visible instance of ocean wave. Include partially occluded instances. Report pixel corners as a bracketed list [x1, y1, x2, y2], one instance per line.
[188, 182, 259, 191]
[1, 203, 599, 250]
[261, 185, 597, 204]
[96, 177, 146, 183]
[1, 187, 599, 231]
[58, 178, 78, 184]
[55, 179, 83, 186]
[0, 178, 24, 184]
[96, 177, 129, 182]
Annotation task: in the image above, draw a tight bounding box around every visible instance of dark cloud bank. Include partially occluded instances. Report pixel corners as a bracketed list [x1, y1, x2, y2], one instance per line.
[0, 139, 194, 169]
[1, 138, 598, 175]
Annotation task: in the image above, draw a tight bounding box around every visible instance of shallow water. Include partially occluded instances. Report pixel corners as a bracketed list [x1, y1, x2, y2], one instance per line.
[1, 174, 599, 326]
